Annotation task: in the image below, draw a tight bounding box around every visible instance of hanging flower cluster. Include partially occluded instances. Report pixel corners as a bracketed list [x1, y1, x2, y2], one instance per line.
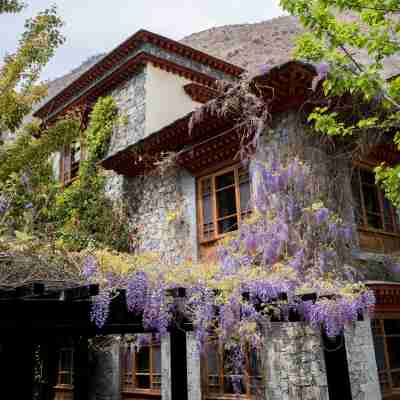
[85, 152, 375, 362]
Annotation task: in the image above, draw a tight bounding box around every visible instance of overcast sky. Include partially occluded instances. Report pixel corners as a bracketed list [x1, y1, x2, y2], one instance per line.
[0, 0, 284, 81]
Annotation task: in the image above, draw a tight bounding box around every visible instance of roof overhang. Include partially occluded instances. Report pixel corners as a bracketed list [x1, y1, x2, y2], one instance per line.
[34, 29, 244, 122]
[100, 60, 318, 176]
[367, 281, 400, 313]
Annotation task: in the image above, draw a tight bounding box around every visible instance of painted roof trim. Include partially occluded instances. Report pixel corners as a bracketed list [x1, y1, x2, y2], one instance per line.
[34, 29, 244, 121]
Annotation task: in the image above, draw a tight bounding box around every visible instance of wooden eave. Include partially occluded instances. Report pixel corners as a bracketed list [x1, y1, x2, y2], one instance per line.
[101, 61, 318, 177]
[367, 282, 400, 313]
[34, 30, 244, 122]
[183, 82, 220, 103]
[101, 110, 235, 176]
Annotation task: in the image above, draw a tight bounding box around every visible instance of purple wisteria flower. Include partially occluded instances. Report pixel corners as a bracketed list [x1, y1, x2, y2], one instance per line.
[82, 255, 98, 280]
[314, 208, 329, 224]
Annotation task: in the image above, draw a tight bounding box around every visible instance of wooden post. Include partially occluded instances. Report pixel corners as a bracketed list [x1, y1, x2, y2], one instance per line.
[170, 327, 188, 400]
[323, 331, 352, 400]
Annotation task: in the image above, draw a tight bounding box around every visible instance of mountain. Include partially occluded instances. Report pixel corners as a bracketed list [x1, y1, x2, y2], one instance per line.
[181, 15, 302, 73]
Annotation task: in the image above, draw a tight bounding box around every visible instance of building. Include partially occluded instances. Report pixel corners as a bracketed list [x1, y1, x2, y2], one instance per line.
[31, 27, 400, 400]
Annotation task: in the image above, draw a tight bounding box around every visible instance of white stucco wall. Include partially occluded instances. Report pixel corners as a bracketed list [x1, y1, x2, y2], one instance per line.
[145, 63, 201, 136]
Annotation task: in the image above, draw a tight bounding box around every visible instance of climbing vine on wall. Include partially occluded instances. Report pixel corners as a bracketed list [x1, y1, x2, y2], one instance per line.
[0, 96, 130, 252]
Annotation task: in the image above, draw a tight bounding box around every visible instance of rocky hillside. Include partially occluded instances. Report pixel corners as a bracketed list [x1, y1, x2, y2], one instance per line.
[181, 15, 302, 73]
[42, 16, 302, 105]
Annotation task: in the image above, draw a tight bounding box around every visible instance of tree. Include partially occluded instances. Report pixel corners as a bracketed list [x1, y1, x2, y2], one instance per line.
[0, 0, 64, 133]
[279, 0, 400, 205]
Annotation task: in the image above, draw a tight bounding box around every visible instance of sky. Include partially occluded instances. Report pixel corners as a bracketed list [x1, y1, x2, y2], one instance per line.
[0, 0, 285, 82]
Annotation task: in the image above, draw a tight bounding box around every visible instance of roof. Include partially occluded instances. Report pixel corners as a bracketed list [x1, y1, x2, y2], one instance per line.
[34, 29, 244, 122]
[101, 60, 317, 176]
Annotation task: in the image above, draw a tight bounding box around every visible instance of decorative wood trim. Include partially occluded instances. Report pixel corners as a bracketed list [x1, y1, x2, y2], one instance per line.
[183, 83, 220, 103]
[34, 29, 243, 121]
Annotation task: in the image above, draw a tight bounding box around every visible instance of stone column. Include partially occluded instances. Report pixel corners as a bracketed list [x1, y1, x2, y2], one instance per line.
[161, 333, 172, 400]
[344, 320, 381, 400]
[186, 332, 202, 400]
[264, 322, 329, 400]
[89, 336, 121, 400]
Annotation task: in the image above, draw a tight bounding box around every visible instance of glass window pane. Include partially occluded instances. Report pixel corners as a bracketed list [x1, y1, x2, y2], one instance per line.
[383, 197, 395, 232]
[366, 213, 383, 230]
[216, 187, 237, 218]
[361, 169, 376, 185]
[202, 193, 213, 224]
[218, 216, 238, 234]
[386, 337, 400, 369]
[216, 171, 235, 190]
[224, 376, 245, 394]
[362, 186, 380, 215]
[250, 376, 264, 396]
[136, 347, 150, 372]
[201, 178, 212, 195]
[136, 375, 150, 388]
[351, 171, 363, 225]
[392, 371, 400, 388]
[152, 346, 161, 374]
[384, 319, 400, 335]
[152, 374, 161, 388]
[373, 336, 386, 371]
[379, 371, 391, 395]
[207, 343, 219, 375]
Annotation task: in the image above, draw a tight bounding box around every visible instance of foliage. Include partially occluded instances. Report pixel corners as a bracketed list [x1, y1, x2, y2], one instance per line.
[85, 151, 375, 381]
[279, 0, 400, 202]
[0, 96, 130, 251]
[0, 3, 64, 132]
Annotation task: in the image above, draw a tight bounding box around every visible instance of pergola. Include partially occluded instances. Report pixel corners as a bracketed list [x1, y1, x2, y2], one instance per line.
[0, 282, 189, 400]
[0, 281, 364, 400]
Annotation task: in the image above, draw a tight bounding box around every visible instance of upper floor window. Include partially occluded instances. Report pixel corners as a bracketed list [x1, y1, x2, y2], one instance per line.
[352, 166, 399, 234]
[372, 318, 400, 398]
[60, 141, 82, 186]
[121, 340, 161, 396]
[197, 165, 250, 243]
[202, 340, 264, 398]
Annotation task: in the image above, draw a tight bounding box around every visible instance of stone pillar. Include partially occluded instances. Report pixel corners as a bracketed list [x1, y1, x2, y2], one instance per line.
[344, 320, 381, 400]
[264, 322, 329, 400]
[88, 336, 121, 400]
[161, 333, 171, 400]
[186, 332, 201, 400]
[179, 169, 199, 262]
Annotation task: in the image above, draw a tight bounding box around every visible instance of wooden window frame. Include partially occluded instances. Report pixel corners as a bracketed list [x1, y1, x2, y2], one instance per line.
[121, 340, 161, 397]
[197, 164, 250, 244]
[201, 340, 264, 399]
[60, 141, 84, 187]
[54, 347, 74, 390]
[353, 163, 400, 237]
[372, 318, 400, 398]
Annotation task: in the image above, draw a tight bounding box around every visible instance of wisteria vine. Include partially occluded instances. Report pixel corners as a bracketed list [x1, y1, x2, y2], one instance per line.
[85, 151, 375, 370]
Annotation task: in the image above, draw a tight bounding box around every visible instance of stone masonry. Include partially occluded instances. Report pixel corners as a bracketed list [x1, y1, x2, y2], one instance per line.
[345, 320, 381, 400]
[264, 323, 329, 400]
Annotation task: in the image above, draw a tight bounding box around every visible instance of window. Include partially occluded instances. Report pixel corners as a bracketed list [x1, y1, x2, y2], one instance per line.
[352, 166, 399, 234]
[55, 347, 74, 387]
[202, 340, 264, 399]
[121, 340, 161, 396]
[372, 319, 400, 398]
[197, 165, 251, 243]
[60, 142, 82, 186]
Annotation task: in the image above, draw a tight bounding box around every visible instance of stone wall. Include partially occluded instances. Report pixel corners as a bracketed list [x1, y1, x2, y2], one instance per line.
[107, 68, 146, 158]
[89, 337, 121, 400]
[264, 323, 329, 400]
[345, 320, 381, 400]
[107, 166, 198, 264]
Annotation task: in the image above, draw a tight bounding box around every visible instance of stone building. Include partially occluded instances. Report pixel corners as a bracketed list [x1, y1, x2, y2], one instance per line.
[33, 28, 400, 400]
